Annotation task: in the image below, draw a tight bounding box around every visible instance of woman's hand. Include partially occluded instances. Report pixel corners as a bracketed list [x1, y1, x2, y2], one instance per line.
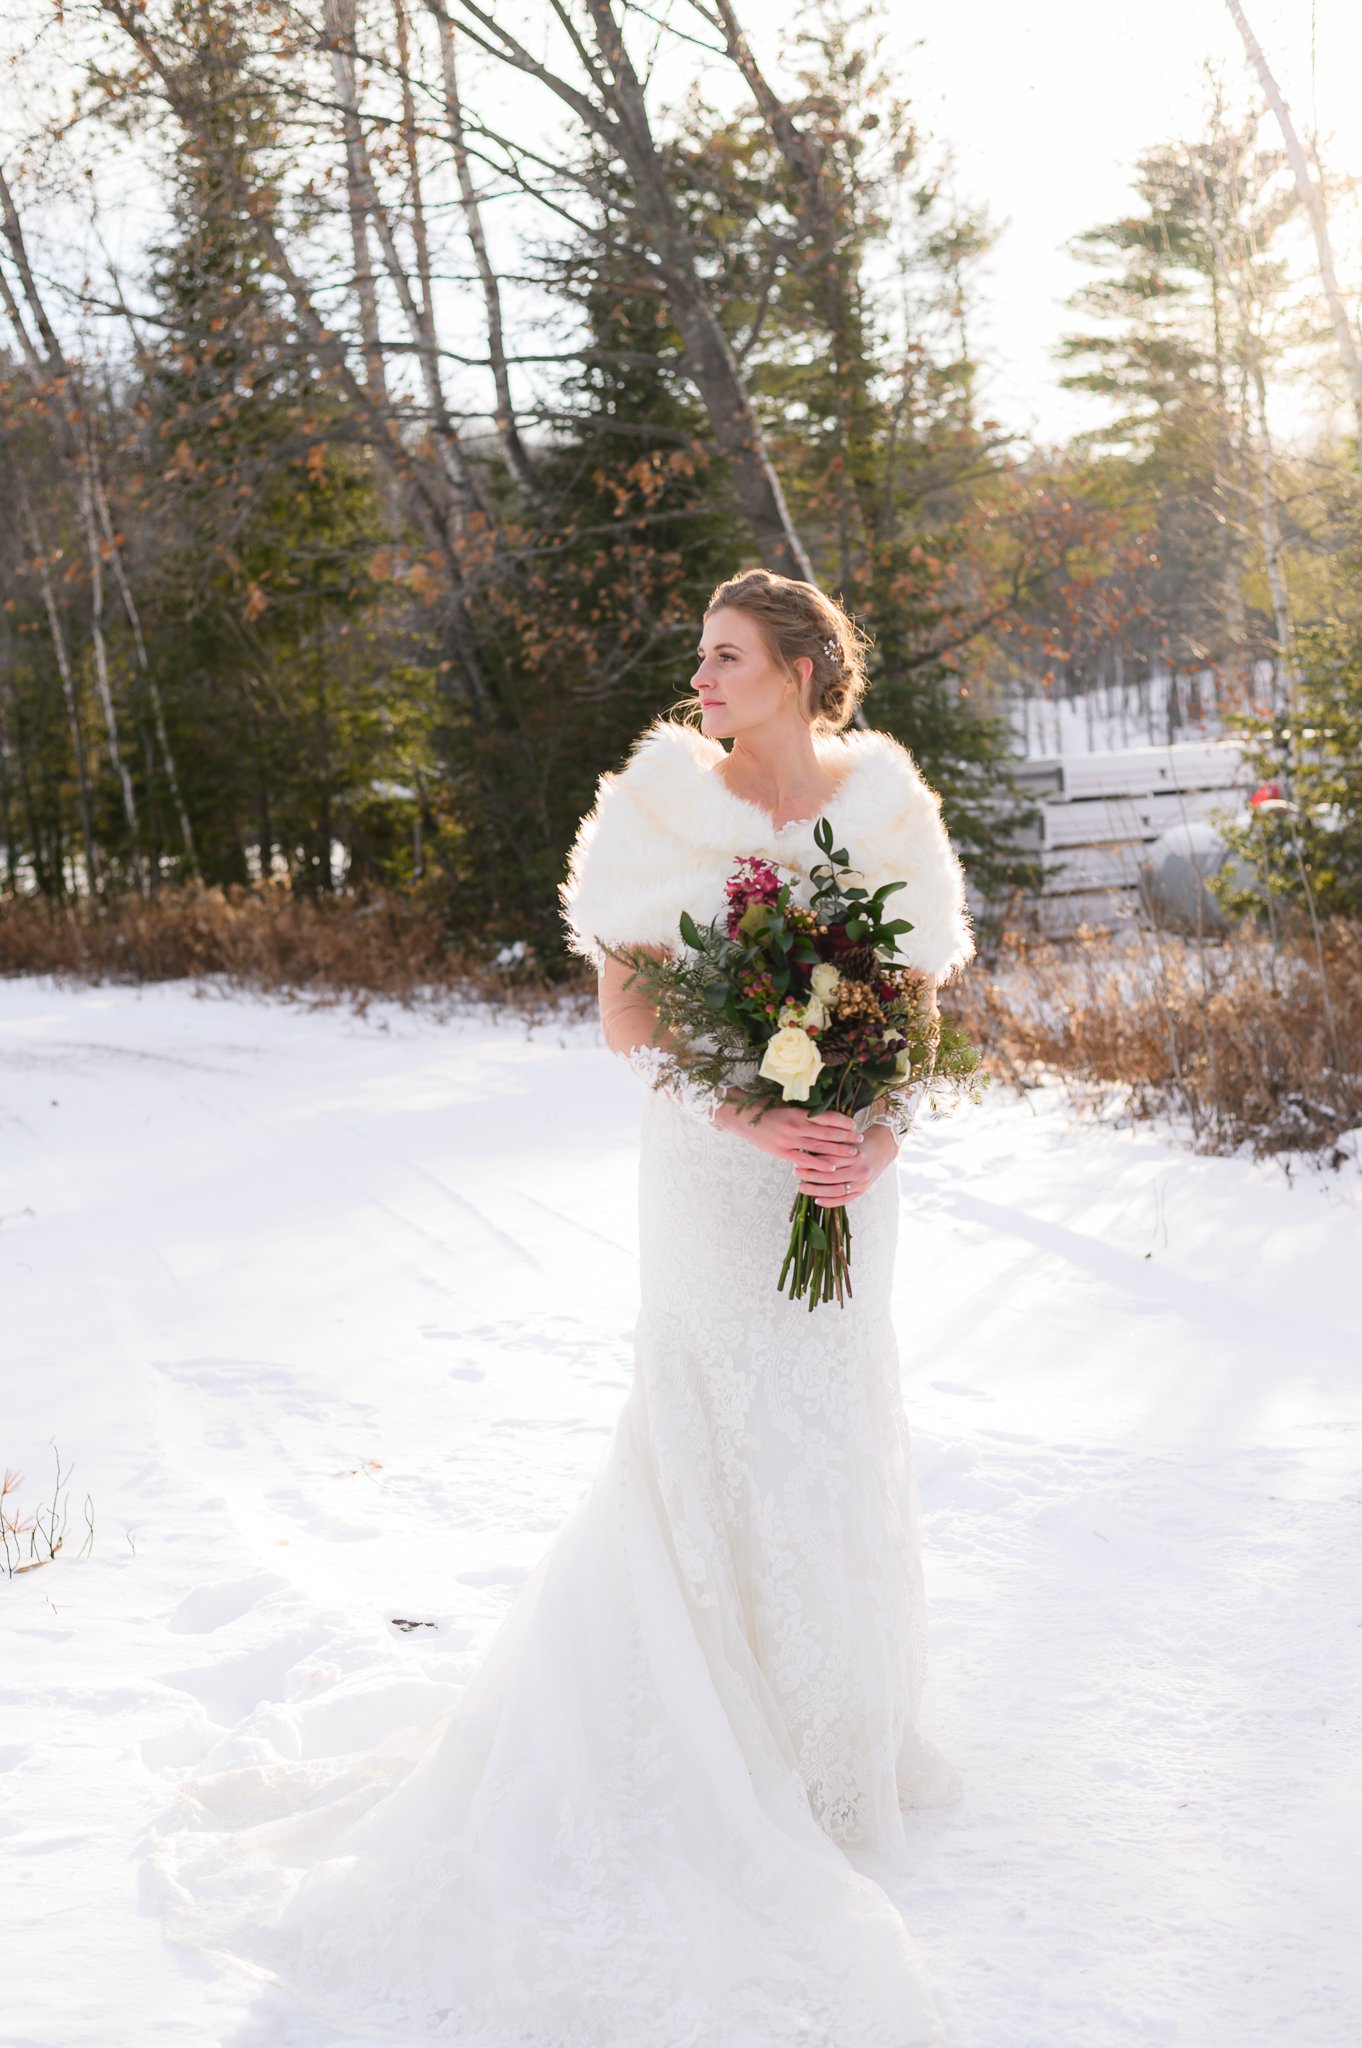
[792, 1118, 898, 1205]
[716, 1100, 898, 1205]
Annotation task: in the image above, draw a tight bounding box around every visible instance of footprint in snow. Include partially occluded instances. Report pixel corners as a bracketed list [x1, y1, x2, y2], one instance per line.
[161, 1625, 328, 1727]
[167, 1572, 290, 1635]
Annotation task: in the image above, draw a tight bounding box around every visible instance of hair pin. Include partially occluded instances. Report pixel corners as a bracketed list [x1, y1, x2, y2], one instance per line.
[822, 636, 838, 661]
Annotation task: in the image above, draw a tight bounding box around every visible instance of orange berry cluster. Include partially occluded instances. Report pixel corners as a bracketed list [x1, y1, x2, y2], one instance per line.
[834, 978, 886, 1027]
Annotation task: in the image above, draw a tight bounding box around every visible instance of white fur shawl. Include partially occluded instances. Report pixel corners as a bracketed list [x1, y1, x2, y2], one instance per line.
[559, 716, 974, 981]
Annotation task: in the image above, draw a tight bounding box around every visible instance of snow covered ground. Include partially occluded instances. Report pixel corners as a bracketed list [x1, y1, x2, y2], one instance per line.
[2, 977, 1359, 2048]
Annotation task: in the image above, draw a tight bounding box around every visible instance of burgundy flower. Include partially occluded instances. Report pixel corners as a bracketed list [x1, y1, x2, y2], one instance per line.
[724, 856, 782, 937]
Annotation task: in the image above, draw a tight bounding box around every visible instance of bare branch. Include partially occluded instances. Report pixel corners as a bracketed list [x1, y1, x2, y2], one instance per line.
[424, 0, 537, 493]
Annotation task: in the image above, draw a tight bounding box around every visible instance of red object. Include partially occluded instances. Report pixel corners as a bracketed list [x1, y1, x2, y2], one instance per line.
[724, 856, 782, 937]
[1249, 781, 1282, 808]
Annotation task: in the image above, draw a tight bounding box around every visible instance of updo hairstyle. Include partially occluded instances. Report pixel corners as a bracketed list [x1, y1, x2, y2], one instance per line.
[704, 567, 871, 733]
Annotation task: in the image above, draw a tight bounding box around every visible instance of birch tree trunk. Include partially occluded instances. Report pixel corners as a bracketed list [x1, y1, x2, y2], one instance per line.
[318, 10, 487, 527]
[79, 446, 142, 871]
[392, 0, 436, 345]
[324, 0, 389, 404]
[17, 482, 100, 893]
[0, 663, 17, 896]
[1, 161, 195, 874]
[1250, 357, 1296, 712]
[92, 479, 199, 872]
[1226, 0, 1362, 464]
[425, 0, 537, 496]
[1190, 159, 1295, 714]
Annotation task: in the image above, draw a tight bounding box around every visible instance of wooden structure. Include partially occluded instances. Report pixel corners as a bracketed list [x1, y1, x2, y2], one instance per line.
[1011, 742, 1248, 931]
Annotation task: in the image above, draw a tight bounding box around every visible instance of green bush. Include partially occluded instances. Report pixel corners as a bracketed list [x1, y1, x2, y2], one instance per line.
[1214, 616, 1362, 925]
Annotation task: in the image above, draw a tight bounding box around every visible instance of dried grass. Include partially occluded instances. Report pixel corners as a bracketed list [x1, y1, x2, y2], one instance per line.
[7, 887, 1359, 1160]
[0, 885, 595, 1023]
[2, 1448, 93, 1578]
[950, 919, 1362, 1159]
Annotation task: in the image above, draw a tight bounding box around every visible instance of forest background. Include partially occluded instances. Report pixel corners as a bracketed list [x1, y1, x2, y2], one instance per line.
[2, 0, 1362, 1019]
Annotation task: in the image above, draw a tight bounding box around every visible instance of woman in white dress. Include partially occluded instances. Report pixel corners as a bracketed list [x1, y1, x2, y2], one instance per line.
[157, 568, 974, 2047]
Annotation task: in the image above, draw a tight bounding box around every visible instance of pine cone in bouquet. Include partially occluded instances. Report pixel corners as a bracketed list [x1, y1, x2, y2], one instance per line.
[831, 941, 879, 981]
[813, 1032, 853, 1066]
[830, 941, 910, 1006]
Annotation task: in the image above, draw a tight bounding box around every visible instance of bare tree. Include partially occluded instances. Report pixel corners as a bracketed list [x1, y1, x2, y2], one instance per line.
[690, 0, 844, 282]
[99, 0, 505, 731]
[425, 0, 537, 496]
[444, 0, 815, 579]
[323, 0, 389, 405]
[14, 478, 100, 892]
[78, 426, 142, 870]
[1226, 0, 1362, 465]
[0, 162, 197, 874]
[1188, 151, 1295, 710]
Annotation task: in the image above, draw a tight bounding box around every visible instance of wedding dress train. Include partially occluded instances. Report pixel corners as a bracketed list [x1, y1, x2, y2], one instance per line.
[153, 1087, 958, 2046]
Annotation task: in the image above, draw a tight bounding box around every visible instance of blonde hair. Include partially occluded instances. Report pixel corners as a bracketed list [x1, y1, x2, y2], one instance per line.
[703, 566, 871, 733]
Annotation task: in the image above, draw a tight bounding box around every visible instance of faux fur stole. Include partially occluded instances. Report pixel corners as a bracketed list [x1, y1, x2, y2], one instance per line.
[559, 715, 975, 982]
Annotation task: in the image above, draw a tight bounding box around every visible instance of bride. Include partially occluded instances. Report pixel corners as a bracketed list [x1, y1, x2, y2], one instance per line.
[156, 567, 974, 2047]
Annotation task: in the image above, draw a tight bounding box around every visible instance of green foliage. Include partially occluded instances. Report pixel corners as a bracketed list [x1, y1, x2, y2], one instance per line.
[588, 9, 1042, 903]
[443, 192, 742, 949]
[1, 0, 1072, 932]
[611, 816, 982, 1305]
[613, 819, 979, 1116]
[1054, 96, 1297, 684]
[134, 0, 423, 893]
[1214, 610, 1362, 922]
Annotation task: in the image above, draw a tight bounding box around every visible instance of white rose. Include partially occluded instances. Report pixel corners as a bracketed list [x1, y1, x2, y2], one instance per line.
[802, 994, 828, 1031]
[758, 1025, 824, 1102]
[894, 1044, 914, 1077]
[809, 962, 841, 1003]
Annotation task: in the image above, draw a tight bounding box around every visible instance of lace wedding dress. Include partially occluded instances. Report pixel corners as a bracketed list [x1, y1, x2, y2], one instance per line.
[152, 721, 970, 2046]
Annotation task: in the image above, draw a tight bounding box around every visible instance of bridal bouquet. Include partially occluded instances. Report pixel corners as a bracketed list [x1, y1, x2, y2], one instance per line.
[610, 816, 981, 1310]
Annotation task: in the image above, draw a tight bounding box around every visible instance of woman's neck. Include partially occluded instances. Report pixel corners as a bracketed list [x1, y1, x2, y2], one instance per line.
[715, 724, 844, 829]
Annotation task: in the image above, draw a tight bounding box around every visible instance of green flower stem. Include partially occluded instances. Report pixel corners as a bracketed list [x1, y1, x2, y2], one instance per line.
[779, 1191, 853, 1310]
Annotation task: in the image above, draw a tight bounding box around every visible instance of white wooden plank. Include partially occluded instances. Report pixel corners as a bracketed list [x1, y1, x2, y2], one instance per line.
[1036, 888, 1138, 935]
[1042, 842, 1147, 891]
[1055, 743, 1244, 802]
[1042, 785, 1238, 850]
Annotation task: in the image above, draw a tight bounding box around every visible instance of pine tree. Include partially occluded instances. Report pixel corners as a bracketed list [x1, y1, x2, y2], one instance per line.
[1056, 92, 1303, 695]
[445, 162, 743, 949]
[666, 6, 1040, 897]
[137, 0, 404, 891]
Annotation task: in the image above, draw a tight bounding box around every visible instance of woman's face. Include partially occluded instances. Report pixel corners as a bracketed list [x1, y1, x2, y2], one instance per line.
[690, 606, 808, 741]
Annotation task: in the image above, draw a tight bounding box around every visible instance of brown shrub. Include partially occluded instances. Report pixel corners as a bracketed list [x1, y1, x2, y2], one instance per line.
[950, 919, 1362, 1158]
[0, 885, 595, 1023]
[9, 888, 1358, 1160]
